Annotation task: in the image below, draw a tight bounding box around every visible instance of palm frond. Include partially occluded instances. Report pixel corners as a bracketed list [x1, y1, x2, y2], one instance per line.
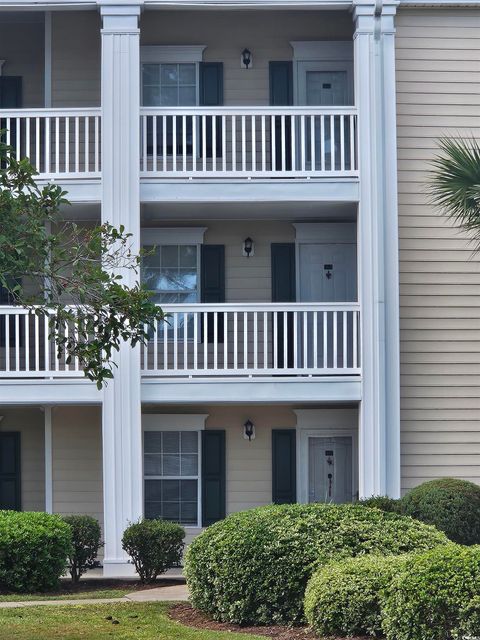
[429, 137, 480, 241]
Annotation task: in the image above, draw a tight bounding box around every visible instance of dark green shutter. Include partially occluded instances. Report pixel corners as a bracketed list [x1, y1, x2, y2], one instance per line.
[202, 430, 226, 526]
[201, 245, 225, 343]
[272, 429, 296, 504]
[271, 243, 295, 368]
[269, 62, 293, 171]
[0, 77, 22, 108]
[0, 432, 21, 510]
[199, 63, 223, 158]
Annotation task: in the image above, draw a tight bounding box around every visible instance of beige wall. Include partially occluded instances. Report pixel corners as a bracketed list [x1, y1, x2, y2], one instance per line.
[140, 10, 353, 106]
[52, 406, 103, 527]
[0, 408, 45, 511]
[396, 8, 480, 492]
[52, 11, 101, 107]
[0, 18, 44, 108]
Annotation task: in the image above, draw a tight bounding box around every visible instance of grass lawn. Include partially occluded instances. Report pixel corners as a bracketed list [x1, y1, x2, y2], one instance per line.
[0, 602, 266, 640]
[0, 588, 130, 602]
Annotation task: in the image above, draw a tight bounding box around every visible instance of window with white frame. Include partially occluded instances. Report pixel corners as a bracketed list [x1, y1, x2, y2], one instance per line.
[144, 430, 200, 526]
[142, 244, 199, 305]
[142, 63, 197, 107]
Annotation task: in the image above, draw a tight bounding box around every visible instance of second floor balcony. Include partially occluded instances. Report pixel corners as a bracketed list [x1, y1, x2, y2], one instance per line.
[0, 106, 357, 181]
[0, 302, 360, 381]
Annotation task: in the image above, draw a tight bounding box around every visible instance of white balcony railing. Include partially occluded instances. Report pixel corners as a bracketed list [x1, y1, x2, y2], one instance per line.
[141, 303, 361, 378]
[140, 107, 358, 178]
[0, 108, 102, 178]
[0, 303, 360, 380]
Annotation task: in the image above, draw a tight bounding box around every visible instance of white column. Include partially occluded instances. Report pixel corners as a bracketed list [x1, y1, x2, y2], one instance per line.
[100, 2, 143, 577]
[44, 11, 52, 108]
[44, 406, 53, 513]
[354, 0, 400, 498]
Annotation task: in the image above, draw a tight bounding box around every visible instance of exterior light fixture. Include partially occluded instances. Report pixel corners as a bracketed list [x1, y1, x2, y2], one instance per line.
[241, 48, 252, 69]
[243, 237, 254, 257]
[243, 419, 255, 441]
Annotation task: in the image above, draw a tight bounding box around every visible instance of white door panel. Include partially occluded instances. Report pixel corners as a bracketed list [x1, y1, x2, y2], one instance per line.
[308, 436, 353, 504]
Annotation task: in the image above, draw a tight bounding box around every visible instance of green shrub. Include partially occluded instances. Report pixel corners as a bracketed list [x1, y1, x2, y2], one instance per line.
[401, 478, 480, 545]
[382, 544, 480, 640]
[122, 519, 185, 584]
[184, 503, 447, 625]
[304, 554, 410, 637]
[459, 596, 480, 639]
[62, 515, 102, 583]
[359, 496, 403, 514]
[0, 511, 71, 592]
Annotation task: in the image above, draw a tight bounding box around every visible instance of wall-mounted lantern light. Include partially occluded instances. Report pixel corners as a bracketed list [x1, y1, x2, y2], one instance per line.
[243, 236, 254, 257]
[243, 419, 255, 441]
[241, 48, 252, 69]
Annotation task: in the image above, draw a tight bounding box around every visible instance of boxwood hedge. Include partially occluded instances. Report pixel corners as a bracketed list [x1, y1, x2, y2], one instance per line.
[184, 503, 447, 625]
[382, 544, 480, 640]
[401, 477, 480, 545]
[0, 511, 72, 592]
[304, 554, 411, 637]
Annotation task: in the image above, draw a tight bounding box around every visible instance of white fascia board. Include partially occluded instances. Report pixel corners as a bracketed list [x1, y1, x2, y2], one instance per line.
[140, 378, 362, 404]
[0, 381, 101, 404]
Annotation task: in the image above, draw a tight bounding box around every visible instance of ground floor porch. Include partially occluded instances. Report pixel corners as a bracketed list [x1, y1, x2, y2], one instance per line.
[0, 403, 359, 567]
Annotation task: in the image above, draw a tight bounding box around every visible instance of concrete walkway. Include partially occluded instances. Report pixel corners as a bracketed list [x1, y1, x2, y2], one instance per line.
[0, 583, 189, 609]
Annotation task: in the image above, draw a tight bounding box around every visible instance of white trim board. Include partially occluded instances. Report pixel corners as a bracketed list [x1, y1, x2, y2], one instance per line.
[293, 222, 356, 243]
[290, 41, 353, 62]
[142, 413, 208, 431]
[140, 46, 206, 64]
[140, 227, 207, 244]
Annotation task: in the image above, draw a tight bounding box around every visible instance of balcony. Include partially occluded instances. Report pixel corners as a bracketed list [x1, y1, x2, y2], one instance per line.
[0, 303, 360, 380]
[141, 107, 358, 178]
[0, 106, 357, 182]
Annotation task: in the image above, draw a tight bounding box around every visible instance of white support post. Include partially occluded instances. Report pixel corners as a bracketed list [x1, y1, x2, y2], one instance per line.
[100, 1, 143, 577]
[44, 406, 53, 514]
[353, 0, 400, 499]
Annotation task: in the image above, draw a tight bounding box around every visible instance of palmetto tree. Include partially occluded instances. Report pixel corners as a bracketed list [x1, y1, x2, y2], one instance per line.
[429, 137, 480, 244]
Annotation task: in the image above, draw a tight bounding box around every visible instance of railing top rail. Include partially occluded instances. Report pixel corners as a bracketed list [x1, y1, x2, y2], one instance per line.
[0, 302, 360, 314]
[0, 107, 102, 117]
[140, 106, 358, 116]
[160, 302, 360, 312]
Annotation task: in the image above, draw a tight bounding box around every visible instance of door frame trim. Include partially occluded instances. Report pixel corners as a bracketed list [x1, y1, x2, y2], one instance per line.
[296, 425, 358, 504]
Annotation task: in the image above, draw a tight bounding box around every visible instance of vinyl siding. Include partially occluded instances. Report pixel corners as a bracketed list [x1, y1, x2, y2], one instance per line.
[140, 10, 353, 106]
[0, 18, 44, 107]
[52, 406, 103, 527]
[0, 408, 45, 511]
[51, 11, 101, 107]
[396, 8, 480, 492]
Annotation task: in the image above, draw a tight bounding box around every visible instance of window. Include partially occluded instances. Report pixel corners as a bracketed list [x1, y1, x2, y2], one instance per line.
[142, 63, 197, 107]
[142, 244, 199, 305]
[144, 430, 200, 526]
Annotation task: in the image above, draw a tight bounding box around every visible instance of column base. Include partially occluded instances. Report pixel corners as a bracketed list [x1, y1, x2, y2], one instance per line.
[102, 560, 138, 579]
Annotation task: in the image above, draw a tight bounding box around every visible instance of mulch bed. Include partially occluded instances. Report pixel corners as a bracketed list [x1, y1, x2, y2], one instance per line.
[169, 603, 335, 640]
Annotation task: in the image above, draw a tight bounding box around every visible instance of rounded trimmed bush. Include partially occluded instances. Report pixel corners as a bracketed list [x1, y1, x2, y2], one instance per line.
[359, 496, 403, 514]
[122, 518, 185, 584]
[382, 544, 480, 640]
[459, 596, 480, 639]
[0, 510, 72, 592]
[401, 478, 480, 545]
[62, 515, 102, 583]
[304, 554, 411, 637]
[184, 503, 448, 625]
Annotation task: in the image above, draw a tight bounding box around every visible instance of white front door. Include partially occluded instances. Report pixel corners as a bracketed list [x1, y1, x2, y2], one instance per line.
[308, 436, 353, 504]
[298, 237, 357, 369]
[297, 64, 349, 107]
[298, 242, 357, 303]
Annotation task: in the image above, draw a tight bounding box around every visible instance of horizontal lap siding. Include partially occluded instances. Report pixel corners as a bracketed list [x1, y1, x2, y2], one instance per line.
[396, 8, 480, 492]
[0, 409, 45, 511]
[52, 407, 103, 528]
[140, 10, 353, 106]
